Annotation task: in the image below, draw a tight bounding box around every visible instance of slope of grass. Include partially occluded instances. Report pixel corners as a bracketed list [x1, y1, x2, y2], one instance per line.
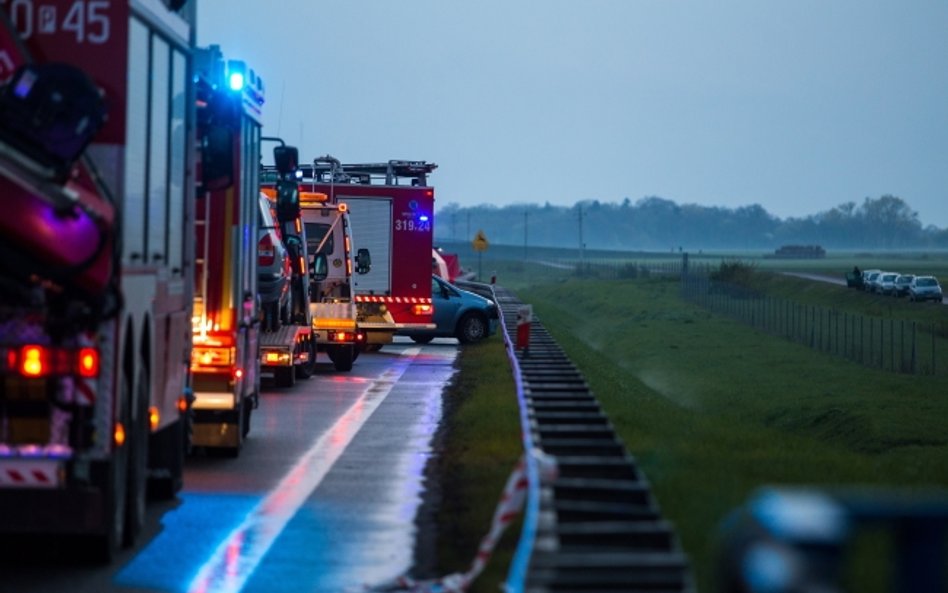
[518, 277, 948, 592]
[431, 333, 522, 592]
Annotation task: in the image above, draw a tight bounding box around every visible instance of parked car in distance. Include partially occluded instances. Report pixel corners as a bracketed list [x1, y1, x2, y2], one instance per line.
[862, 269, 882, 292]
[399, 275, 499, 344]
[908, 276, 943, 303]
[877, 272, 899, 295]
[894, 274, 915, 297]
[257, 193, 292, 327]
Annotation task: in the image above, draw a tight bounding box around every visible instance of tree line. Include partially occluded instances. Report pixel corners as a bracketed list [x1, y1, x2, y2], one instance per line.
[434, 195, 948, 251]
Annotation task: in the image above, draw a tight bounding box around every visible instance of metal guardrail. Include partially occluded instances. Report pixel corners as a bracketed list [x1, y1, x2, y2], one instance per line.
[490, 285, 694, 593]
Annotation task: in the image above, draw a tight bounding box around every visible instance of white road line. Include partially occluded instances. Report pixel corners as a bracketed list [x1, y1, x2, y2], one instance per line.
[187, 348, 420, 593]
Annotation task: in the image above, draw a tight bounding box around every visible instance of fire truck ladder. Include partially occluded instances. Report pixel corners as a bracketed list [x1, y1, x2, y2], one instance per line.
[297, 157, 438, 187]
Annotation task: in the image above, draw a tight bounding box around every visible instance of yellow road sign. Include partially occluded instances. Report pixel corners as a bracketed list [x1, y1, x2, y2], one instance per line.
[472, 229, 489, 252]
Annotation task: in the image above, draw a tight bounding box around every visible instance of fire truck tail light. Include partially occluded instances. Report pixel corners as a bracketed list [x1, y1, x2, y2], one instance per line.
[77, 348, 100, 377]
[412, 304, 433, 315]
[192, 346, 234, 368]
[177, 396, 189, 413]
[149, 406, 160, 431]
[20, 345, 46, 377]
[114, 422, 126, 447]
[234, 368, 243, 380]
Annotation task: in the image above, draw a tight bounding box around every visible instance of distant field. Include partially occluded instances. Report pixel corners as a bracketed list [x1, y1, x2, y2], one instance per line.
[514, 274, 948, 593]
[439, 240, 948, 286]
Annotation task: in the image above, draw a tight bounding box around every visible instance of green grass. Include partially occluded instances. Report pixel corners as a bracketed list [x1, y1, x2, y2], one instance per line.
[433, 333, 522, 592]
[517, 277, 948, 593]
[467, 248, 948, 290]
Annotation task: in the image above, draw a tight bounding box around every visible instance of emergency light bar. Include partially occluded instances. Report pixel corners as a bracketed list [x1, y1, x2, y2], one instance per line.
[299, 191, 330, 205]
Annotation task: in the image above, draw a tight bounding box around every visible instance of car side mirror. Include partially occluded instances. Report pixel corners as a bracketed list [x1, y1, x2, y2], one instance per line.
[311, 253, 328, 281]
[355, 248, 371, 274]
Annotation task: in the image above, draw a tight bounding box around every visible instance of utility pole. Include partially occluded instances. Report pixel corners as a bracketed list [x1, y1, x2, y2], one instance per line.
[524, 210, 529, 260]
[578, 204, 585, 268]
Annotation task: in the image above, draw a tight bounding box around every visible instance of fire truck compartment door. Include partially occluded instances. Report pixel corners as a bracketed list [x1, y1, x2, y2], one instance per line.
[343, 197, 392, 295]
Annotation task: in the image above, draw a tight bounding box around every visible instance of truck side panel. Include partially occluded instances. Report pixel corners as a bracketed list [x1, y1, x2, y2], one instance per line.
[345, 197, 392, 295]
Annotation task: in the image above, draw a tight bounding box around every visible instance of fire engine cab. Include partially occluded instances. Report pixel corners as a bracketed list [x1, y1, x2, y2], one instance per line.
[0, 0, 197, 558]
[189, 45, 264, 455]
[293, 158, 438, 349]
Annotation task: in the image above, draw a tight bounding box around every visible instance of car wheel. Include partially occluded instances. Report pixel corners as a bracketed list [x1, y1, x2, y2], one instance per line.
[456, 314, 487, 344]
[410, 335, 434, 344]
[328, 345, 355, 372]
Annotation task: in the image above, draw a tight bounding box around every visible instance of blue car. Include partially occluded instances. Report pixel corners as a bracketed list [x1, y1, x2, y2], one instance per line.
[401, 276, 499, 344]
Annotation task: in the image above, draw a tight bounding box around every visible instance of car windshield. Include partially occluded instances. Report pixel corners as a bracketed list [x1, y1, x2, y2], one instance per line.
[882, 274, 897, 281]
[917, 277, 937, 287]
[305, 222, 334, 256]
[896, 276, 912, 284]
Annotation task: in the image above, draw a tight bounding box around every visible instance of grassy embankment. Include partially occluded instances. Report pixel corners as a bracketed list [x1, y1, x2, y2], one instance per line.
[513, 274, 948, 592]
[433, 333, 522, 593]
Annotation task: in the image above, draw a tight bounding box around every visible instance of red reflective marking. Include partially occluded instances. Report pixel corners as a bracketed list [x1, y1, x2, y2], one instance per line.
[77, 380, 96, 404]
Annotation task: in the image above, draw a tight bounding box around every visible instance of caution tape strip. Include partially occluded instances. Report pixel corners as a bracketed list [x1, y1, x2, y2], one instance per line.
[367, 450, 557, 593]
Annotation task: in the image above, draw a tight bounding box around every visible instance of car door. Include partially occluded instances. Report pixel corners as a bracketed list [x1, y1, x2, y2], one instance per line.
[432, 276, 462, 334]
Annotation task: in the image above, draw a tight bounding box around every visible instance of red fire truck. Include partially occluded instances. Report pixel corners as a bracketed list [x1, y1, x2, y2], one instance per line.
[0, 1, 196, 557]
[296, 158, 437, 348]
[189, 45, 265, 454]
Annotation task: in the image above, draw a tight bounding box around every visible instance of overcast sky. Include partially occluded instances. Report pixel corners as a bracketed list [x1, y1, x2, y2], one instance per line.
[197, 1, 948, 228]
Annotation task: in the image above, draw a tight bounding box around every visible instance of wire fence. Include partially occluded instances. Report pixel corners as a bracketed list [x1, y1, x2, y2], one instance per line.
[569, 259, 686, 279]
[680, 272, 943, 376]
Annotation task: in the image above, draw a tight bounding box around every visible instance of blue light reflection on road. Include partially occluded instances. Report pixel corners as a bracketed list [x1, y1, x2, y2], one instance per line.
[242, 359, 450, 592]
[115, 493, 261, 593]
[112, 343, 454, 593]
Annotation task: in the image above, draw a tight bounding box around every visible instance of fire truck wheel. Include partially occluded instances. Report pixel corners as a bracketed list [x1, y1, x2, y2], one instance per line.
[148, 418, 184, 500]
[95, 368, 132, 561]
[275, 365, 296, 388]
[295, 337, 317, 379]
[123, 364, 150, 547]
[328, 345, 355, 372]
[457, 313, 488, 344]
[241, 398, 252, 439]
[223, 399, 246, 458]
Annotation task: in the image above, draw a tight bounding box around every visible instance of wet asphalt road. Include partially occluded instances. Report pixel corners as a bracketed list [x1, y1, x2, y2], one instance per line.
[2, 339, 458, 593]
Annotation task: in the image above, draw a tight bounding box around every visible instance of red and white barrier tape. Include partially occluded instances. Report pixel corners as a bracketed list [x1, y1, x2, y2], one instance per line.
[368, 449, 557, 593]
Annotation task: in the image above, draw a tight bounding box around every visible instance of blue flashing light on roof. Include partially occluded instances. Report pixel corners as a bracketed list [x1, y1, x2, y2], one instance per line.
[228, 71, 244, 91]
[419, 215, 430, 222]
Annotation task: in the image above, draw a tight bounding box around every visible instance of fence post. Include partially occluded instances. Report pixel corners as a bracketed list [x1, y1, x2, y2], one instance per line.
[880, 318, 884, 370]
[912, 321, 917, 374]
[890, 318, 894, 373]
[835, 310, 840, 356]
